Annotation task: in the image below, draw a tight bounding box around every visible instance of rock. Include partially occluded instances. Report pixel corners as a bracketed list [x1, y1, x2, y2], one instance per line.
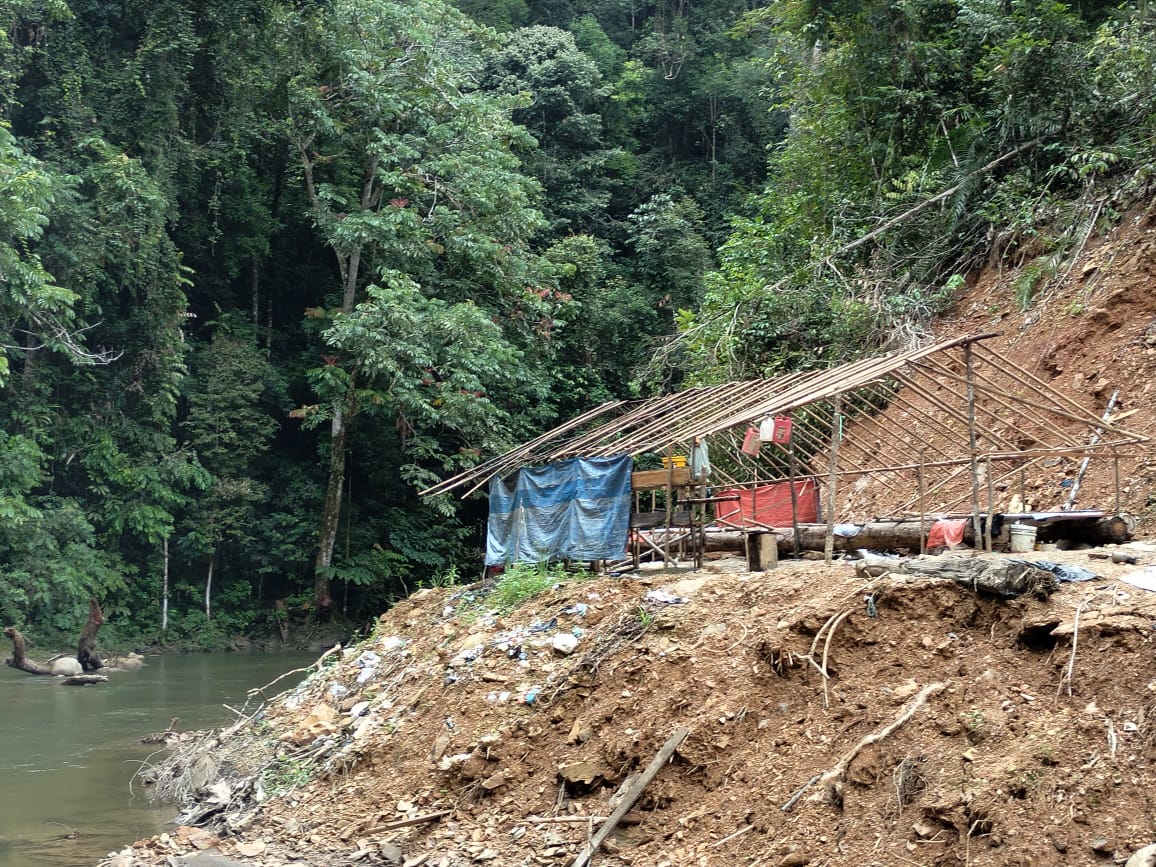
[379, 841, 404, 864]
[1127, 843, 1156, 867]
[558, 760, 605, 785]
[480, 771, 507, 790]
[1091, 836, 1114, 856]
[178, 855, 250, 867]
[51, 657, 82, 676]
[234, 840, 265, 857]
[552, 633, 579, 656]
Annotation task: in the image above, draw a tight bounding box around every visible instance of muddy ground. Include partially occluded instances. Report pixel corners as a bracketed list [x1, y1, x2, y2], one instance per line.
[100, 541, 1156, 867]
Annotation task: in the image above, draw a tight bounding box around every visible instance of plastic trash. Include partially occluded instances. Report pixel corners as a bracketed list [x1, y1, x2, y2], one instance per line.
[645, 590, 689, 604]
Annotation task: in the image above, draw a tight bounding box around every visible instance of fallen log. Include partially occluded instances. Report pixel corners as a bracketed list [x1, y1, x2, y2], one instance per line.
[891, 554, 1059, 597]
[4, 627, 61, 675]
[61, 674, 109, 686]
[695, 512, 1137, 557]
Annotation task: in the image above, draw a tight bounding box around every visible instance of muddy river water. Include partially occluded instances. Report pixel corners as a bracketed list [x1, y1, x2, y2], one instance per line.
[0, 652, 315, 867]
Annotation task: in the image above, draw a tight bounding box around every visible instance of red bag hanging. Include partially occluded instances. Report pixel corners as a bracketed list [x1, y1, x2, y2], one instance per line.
[771, 416, 792, 445]
[741, 425, 761, 456]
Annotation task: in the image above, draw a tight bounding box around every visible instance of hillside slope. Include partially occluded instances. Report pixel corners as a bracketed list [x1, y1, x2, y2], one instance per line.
[97, 206, 1156, 867]
[911, 201, 1156, 527]
[102, 542, 1156, 867]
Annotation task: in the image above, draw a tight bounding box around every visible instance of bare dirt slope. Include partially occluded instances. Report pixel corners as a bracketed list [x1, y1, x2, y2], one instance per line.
[103, 544, 1156, 867]
[911, 201, 1156, 527]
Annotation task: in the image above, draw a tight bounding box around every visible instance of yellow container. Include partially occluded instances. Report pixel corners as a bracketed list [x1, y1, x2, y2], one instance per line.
[661, 455, 688, 469]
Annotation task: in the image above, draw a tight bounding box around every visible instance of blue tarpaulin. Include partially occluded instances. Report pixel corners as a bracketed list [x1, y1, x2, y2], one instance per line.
[485, 455, 632, 565]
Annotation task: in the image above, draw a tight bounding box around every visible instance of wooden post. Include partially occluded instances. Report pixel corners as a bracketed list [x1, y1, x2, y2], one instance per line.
[965, 343, 982, 548]
[985, 455, 994, 553]
[824, 395, 842, 564]
[788, 442, 802, 559]
[918, 449, 926, 556]
[759, 533, 778, 572]
[664, 444, 673, 568]
[1113, 448, 1121, 513]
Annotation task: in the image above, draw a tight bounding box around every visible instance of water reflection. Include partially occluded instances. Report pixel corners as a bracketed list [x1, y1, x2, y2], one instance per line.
[0, 652, 315, 867]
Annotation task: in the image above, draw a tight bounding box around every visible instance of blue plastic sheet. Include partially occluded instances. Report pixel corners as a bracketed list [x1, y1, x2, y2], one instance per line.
[485, 455, 633, 565]
[1009, 559, 1097, 583]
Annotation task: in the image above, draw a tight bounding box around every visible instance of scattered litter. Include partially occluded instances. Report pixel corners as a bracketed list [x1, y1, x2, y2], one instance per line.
[645, 590, 689, 604]
[1120, 567, 1156, 593]
[529, 618, 558, 633]
[562, 603, 589, 617]
[1008, 559, 1097, 583]
[834, 523, 861, 538]
[355, 651, 381, 683]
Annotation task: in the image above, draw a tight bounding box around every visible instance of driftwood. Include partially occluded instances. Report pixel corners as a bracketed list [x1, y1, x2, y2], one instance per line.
[77, 599, 105, 672]
[4, 627, 57, 675]
[571, 727, 689, 867]
[894, 555, 1058, 597]
[61, 674, 109, 686]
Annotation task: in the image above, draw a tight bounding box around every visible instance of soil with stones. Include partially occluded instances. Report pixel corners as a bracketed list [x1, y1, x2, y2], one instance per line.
[99, 543, 1156, 867]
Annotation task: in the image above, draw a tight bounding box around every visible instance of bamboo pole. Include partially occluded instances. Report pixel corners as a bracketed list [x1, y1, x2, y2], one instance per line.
[824, 394, 842, 563]
[788, 441, 802, 558]
[966, 344, 982, 545]
[918, 449, 926, 556]
[1065, 388, 1119, 510]
[985, 455, 994, 553]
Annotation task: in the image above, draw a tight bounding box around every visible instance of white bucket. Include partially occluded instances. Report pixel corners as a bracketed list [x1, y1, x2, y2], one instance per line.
[1008, 523, 1037, 553]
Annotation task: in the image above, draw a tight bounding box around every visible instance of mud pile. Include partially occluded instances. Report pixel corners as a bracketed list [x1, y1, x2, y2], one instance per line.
[100, 542, 1156, 867]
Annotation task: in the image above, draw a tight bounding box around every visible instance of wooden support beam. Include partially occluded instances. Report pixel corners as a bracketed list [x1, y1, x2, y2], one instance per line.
[571, 728, 690, 867]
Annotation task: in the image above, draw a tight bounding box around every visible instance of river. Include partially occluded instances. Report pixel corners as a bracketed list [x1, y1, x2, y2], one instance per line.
[0, 652, 317, 867]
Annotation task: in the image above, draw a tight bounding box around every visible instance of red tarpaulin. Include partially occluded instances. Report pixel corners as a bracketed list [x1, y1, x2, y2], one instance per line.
[714, 480, 820, 527]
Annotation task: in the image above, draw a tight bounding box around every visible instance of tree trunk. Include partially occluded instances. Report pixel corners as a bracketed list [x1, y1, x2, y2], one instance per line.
[4, 628, 56, 675]
[697, 513, 1137, 556]
[205, 554, 214, 621]
[313, 398, 349, 617]
[162, 536, 170, 633]
[76, 598, 105, 672]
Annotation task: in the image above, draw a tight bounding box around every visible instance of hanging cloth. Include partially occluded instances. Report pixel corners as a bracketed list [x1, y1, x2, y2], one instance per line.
[690, 437, 711, 482]
[741, 426, 761, 456]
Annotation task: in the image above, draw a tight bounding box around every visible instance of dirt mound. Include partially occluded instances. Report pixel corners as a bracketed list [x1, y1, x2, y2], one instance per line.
[101, 542, 1156, 867]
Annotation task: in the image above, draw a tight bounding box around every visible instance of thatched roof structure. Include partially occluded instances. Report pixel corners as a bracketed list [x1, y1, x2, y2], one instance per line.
[422, 333, 1147, 517]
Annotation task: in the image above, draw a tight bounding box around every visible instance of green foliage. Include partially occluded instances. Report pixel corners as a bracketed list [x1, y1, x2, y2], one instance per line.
[0, 0, 1154, 641]
[485, 561, 579, 612]
[261, 754, 313, 795]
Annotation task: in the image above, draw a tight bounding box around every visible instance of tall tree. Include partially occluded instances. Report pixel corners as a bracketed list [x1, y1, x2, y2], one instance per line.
[278, 0, 551, 613]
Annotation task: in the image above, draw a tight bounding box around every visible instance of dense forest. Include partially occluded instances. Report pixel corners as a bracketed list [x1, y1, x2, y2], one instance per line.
[1, 0, 1154, 646]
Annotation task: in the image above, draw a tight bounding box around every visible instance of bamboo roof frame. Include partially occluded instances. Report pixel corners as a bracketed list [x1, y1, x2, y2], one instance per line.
[421, 333, 1148, 518]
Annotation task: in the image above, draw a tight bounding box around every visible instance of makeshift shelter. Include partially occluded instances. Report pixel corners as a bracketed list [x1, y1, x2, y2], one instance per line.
[422, 333, 1148, 567]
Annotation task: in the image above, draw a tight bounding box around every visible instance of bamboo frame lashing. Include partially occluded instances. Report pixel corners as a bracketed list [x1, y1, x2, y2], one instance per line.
[891, 370, 1022, 455]
[900, 361, 1029, 453]
[914, 356, 1080, 447]
[824, 393, 842, 563]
